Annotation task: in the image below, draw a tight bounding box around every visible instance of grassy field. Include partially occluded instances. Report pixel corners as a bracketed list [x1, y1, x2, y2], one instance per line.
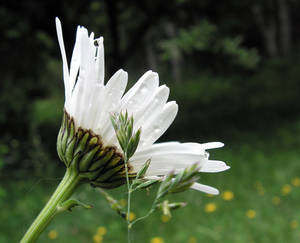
[1, 128, 300, 243]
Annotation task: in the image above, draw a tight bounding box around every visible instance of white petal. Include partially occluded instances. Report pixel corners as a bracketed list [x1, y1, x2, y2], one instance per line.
[190, 183, 219, 195]
[120, 71, 159, 115]
[69, 26, 83, 96]
[131, 142, 206, 176]
[134, 85, 170, 130]
[55, 17, 70, 104]
[74, 29, 96, 128]
[95, 69, 128, 141]
[135, 142, 205, 158]
[120, 71, 153, 102]
[95, 37, 104, 85]
[200, 160, 230, 173]
[202, 142, 224, 150]
[104, 69, 128, 107]
[139, 101, 178, 147]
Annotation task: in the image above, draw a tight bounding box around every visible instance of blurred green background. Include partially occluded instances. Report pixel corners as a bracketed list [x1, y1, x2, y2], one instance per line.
[1, 0, 300, 242]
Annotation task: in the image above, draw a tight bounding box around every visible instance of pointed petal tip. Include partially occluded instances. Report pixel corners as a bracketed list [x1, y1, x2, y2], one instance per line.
[115, 69, 128, 79]
[169, 100, 178, 108]
[55, 18, 62, 33]
[202, 142, 224, 150]
[212, 189, 220, 195]
[152, 71, 159, 78]
[200, 160, 230, 173]
[191, 183, 219, 195]
[217, 142, 225, 147]
[55, 17, 60, 24]
[96, 36, 104, 45]
[143, 70, 153, 77]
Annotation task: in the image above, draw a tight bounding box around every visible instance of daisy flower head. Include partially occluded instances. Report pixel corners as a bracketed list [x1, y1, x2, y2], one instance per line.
[55, 18, 229, 194]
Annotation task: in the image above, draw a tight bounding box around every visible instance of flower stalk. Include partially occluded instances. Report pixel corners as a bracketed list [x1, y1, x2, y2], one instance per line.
[20, 168, 81, 243]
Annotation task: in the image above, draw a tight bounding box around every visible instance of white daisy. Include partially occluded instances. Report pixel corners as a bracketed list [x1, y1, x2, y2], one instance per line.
[55, 18, 229, 195]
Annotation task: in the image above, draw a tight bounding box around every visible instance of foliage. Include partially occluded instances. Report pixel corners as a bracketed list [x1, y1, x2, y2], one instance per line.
[160, 21, 260, 69]
[2, 127, 300, 242]
[1, 1, 300, 241]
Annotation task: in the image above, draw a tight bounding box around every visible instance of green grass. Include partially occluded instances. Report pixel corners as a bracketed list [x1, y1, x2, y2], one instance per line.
[1, 130, 300, 243]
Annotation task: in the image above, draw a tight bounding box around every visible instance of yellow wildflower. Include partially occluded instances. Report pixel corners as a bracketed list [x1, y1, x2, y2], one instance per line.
[290, 220, 299, 229]
[222, 190, 234, 201]
[291, 177, 300, 187]
[127, 212, 136, 222]
[150, 236, 165, 243]
[97, 226, 107, 236]
[204, 203, 217, 213]
[188, 236, 197, 243]
[161, 214, 171, 223]
[281, 184, 292, 196]
[48, 230, 58, 240]
[272, 196, 280, 205]
[93, 234, 103, 243]
[246, 209, 256, 219]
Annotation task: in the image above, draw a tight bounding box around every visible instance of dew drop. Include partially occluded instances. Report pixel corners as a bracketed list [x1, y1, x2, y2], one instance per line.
[141, 87, 148, 94]
[153, 125, 161, 134]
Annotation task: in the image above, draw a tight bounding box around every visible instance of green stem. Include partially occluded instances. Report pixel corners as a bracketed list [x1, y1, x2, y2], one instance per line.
[20, 169, 81, 243]
[123, 154, 132, 243]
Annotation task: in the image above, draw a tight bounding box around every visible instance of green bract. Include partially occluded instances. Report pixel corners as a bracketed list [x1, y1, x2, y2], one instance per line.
[57, 111, 136, 189]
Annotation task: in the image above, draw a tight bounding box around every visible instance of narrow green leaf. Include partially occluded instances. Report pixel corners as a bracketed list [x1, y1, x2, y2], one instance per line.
[134, 179, 159, 190]
[136, 159, 151, 179]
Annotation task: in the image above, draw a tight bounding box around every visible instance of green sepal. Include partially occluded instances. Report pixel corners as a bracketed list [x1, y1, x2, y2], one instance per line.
[92, 179, 126, 189]
[67, 120, 75, 144]
[61, 120, 69, 155]
[79, 167, 104, 181]
[89, 136, 99, 146]
[106, 156, 121, 168]
[95, 164, 124, 182]
[56, 111, 131, 189]
[74, 132, 89, 155]
[65, 137, 76, 167]
[112, 172, 136, 181]
[78, 145, 100, 172]
[57, 126, 64, 162]
[89, 149, 114, 171]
